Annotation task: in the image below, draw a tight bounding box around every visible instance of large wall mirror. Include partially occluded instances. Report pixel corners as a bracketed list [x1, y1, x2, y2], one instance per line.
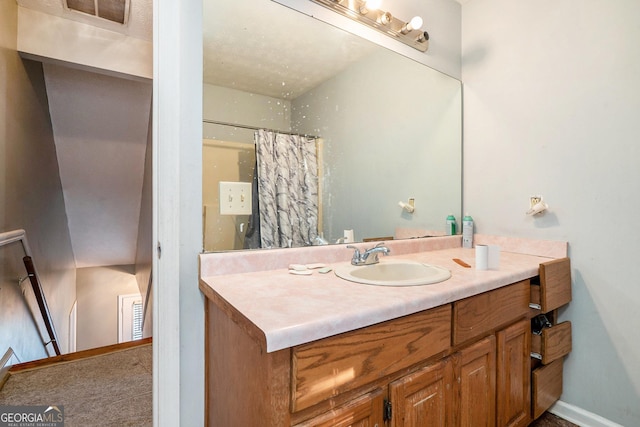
[202, 0, 462, 251]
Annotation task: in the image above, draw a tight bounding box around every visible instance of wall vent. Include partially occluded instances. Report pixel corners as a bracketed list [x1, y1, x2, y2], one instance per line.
[65, 0, 130, 25]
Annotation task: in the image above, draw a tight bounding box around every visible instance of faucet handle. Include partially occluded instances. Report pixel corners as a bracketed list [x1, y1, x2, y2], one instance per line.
[346, 245, 360, 256]
[347, 245, 362, 265]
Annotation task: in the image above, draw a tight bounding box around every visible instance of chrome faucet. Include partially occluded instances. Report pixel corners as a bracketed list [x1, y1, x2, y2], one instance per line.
[347, 243, 391, 266]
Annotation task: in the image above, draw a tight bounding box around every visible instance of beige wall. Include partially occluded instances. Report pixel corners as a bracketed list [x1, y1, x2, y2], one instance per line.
[0, 0, 76, 360]
[76, 265, 141, 351]
[202, 140, 255, 251]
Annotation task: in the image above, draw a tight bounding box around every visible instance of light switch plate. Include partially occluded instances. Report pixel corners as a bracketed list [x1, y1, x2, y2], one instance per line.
[219, 181, 252, 215]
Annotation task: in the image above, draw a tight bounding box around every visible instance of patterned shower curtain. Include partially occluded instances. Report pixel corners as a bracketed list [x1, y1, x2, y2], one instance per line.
[255, 129, 319, 248]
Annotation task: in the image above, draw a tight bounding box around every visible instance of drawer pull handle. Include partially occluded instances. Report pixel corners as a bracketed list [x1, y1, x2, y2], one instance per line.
[531, 352, 542, 360]
[529, 303, 541, 310]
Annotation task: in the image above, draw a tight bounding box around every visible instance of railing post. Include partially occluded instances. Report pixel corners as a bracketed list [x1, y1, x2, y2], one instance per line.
[22, 256, 61, 356]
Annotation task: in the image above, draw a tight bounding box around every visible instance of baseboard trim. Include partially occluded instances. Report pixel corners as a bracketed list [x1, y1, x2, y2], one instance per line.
[550, 400, 624, 427]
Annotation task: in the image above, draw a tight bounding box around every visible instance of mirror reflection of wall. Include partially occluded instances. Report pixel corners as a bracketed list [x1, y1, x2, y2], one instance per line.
[292, 48, 461, 243]
[202, 0, 462, 252]
[202, 139, 255, 251]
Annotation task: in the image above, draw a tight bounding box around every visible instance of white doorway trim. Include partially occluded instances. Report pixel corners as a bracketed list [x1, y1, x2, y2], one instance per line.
[154, 0, 204, 425]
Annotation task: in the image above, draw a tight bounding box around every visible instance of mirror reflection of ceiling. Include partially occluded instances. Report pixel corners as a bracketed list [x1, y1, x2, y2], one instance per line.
[203, 0, 378, 100]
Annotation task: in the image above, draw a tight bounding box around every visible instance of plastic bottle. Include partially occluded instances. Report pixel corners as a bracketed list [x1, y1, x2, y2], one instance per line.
[462, 214, 474, 248]
[446, 214, 457, 235]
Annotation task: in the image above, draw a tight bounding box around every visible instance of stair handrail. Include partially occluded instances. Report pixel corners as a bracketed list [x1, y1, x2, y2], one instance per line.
[0, 229, 61, 356]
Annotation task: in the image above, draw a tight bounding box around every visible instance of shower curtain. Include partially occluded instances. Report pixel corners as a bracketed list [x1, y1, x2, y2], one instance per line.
[254, 129, 319, 248]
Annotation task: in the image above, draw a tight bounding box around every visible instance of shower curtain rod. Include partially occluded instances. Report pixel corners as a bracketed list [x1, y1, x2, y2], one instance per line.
[203, 119, 320, 139]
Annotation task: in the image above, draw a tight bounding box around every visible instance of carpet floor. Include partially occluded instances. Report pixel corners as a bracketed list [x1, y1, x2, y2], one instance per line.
[0, 343, 152, 426]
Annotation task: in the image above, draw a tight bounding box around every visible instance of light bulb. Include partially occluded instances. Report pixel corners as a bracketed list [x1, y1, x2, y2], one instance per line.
[365, 0, 382, 10]
[359, 0, 382, 14]
[409, 16, 423, 30]
[401, 15, 423, 34]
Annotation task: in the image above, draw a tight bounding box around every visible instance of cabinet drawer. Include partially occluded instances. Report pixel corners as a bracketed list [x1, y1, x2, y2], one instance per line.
[531, 321, 572, 365]
[291, 304, 451, 412]
[453, 281, 530, 346]
[532, 258, 571, 313]
[292, 389, 384, 427]
[532, 358, 564, 419]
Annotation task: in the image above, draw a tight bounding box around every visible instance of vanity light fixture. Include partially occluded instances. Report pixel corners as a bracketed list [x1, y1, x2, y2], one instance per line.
[310, 0, 429, 52]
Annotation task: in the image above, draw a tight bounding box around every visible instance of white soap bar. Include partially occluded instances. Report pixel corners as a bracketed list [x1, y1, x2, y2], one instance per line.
[305, 263, 326, 269]
[288, 269, 312, 276]
[289, 264, 307, 271]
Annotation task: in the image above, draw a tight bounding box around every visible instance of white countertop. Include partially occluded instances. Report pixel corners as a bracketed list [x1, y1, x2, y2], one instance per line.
[200, 244, 557, 353]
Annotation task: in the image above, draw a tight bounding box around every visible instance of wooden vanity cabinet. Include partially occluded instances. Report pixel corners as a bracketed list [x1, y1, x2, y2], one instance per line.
[205, 264, 572, 426]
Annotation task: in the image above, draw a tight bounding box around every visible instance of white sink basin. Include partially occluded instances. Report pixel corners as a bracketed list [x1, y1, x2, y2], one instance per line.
[334, 259, 451, 286]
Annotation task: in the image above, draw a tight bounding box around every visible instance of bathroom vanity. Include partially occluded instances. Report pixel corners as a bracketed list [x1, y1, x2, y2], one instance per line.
[199, 236, 572, 426]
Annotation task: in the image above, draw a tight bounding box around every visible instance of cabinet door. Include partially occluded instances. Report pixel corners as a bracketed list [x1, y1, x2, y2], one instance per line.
[457, 335, 496, 427]
[388, 358, 454, 427]
[293, 389, 384, 427]
[497, 319, 531, 427]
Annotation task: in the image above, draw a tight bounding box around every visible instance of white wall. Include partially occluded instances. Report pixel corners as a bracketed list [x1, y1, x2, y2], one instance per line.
[461, 1, 640, 425]
[0, 0, 76, 359]
[42, 63, 152, 268]
[75, 265, 141, 351]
